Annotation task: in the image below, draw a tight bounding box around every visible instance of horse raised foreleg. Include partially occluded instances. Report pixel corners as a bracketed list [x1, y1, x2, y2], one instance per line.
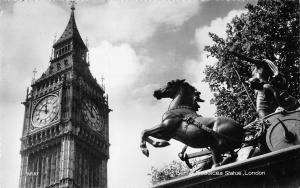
[140, 139, 149, 157]
[141, 124, 171, 157]
[144, 137, 170, 148]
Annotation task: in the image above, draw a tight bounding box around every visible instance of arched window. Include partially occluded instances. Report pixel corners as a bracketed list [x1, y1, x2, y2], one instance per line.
[57, 63, 61, 70]
[64, 59, 68, 66]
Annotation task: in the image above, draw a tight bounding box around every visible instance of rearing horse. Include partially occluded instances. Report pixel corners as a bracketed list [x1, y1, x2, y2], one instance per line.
[140, 79, 245, 166]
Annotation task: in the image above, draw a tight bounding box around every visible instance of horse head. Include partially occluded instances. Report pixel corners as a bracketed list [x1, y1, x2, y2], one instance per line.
[153, 79, 204, 111]
[153, 79, 186, 100]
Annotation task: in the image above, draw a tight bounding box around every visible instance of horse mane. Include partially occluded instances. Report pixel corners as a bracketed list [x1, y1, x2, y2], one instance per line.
[168, 79, 204, 111]
[168, 79, 198, 95]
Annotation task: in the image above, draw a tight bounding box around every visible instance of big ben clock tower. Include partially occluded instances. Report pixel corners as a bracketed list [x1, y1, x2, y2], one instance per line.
[19, 4, 110, 188]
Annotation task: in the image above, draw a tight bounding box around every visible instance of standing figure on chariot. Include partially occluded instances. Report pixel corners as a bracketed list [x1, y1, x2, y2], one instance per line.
[229, 50, 300, 119]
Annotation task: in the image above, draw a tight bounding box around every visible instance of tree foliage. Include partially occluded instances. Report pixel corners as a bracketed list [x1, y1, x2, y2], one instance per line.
[150, 160, 191, 185]
[150, 160, 197, 185]
[204, 0, 300, 125]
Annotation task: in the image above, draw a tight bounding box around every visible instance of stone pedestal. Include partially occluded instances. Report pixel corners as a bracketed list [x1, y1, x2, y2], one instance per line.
[154, 145, 300, 188]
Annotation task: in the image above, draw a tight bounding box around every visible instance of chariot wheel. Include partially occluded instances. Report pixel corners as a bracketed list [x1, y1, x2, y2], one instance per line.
[265, 110, 300, 151]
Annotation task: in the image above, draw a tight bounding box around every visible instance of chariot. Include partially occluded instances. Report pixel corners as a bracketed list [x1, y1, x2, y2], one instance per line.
[178, 110, 300, 171]
[140, 79, 300, 171]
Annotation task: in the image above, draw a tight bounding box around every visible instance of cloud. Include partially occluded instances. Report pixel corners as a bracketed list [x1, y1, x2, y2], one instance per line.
[0, 1, 66, 104]
[184, 58, 217, 116]
[79, 0, 200, 44]
[0, 0, 200, 103]
[89, 41, 142, 89]
[187, 9, 246, 81]
[182, 10, 246, 116]
[195, 9, 246, 52]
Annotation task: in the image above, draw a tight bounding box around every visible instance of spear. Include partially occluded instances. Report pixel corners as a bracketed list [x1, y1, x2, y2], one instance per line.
[228, 51, 257, 111]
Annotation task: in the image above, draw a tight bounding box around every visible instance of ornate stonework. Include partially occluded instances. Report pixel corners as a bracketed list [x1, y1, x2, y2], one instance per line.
[19, 6, 109, 188]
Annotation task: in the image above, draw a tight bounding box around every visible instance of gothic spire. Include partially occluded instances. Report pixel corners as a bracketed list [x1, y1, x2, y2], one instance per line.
[53, 2, 86, 49]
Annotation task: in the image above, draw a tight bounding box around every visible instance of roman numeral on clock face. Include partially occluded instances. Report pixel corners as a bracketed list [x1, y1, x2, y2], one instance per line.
[32, 95, 59, 128]
[82, 99, 104, 131]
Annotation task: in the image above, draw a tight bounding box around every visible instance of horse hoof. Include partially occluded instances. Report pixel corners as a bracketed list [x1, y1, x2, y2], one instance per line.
[178, 153, 184, 160]
[158, 141, 170, 147]
[142, 148, 149, 157]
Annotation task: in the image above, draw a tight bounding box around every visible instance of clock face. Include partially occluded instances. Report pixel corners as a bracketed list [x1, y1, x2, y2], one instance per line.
[82, 99, 104, 131]
[32, 95, 59, 128]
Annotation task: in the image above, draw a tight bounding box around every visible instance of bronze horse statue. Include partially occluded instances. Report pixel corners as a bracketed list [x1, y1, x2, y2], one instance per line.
[140, 79, 245, 167]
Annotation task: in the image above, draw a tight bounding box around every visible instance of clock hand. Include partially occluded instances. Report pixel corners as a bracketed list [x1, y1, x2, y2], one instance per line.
[45, 103, 48, 114]
[38, 108, 46, 112]
[38, 104, 48, 113]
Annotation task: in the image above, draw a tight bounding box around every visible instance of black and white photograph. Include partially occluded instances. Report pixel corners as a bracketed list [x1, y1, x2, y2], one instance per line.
[0, 0, 299, 187]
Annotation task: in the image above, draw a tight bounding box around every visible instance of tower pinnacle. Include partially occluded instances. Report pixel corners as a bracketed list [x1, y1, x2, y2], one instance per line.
[70, 0, 76, 11]
[53, 0, 86, 50]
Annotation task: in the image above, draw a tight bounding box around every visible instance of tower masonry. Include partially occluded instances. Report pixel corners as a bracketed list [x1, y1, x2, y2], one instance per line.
[19, 5, 110, 188]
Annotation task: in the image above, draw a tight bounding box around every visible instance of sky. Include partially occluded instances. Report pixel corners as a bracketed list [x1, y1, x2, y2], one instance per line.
[0, 0, 255, 187]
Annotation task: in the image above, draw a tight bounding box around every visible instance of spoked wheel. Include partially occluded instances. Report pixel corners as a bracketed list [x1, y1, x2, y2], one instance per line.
[266, 117, 300, 151]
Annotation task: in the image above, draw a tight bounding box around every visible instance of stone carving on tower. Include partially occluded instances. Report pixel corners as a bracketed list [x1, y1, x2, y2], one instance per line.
[19, 4, 110, 188]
